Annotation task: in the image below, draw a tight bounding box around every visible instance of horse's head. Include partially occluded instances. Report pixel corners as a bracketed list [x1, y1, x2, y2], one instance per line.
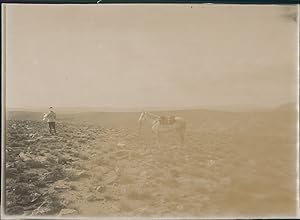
[139, 111, 147, 121]
[138, 111, 146, 135]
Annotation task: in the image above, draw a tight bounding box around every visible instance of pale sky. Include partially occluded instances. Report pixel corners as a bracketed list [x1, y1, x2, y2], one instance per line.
[4, 4, 299, 109]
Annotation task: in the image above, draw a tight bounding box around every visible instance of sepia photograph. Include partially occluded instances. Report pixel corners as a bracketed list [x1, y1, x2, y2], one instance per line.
[1, 3, 299, 219]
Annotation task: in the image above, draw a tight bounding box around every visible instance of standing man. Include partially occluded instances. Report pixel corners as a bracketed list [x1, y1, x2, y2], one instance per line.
[43, 107, 57, 135]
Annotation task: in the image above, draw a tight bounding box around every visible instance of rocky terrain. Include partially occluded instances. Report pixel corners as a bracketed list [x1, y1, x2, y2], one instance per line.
[4, 107, 298, 217]
[5, 120, 102, 216]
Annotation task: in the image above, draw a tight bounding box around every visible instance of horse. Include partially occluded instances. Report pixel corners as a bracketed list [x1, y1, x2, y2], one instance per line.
[138, 111, 186, 146]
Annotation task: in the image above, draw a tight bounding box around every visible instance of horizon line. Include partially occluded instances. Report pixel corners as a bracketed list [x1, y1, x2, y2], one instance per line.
[5, 102, 296, 112]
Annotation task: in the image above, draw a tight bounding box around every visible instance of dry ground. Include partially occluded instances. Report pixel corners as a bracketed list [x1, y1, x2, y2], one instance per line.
[4, 105, 298, 218]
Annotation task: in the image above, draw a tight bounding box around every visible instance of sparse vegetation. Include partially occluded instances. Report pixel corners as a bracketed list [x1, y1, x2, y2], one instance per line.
[5, 107, 297, 217]
[5, 119, 99, 216]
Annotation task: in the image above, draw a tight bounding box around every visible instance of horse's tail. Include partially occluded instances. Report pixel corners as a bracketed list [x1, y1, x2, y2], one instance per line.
[176, 117, 186, 130]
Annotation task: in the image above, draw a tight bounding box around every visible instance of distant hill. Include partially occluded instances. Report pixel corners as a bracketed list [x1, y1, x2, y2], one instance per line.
[6, 104, 275, 114]
[6, 102, 297, 122]
[274, 102, 297, 112]
[6, 111, 44, 121]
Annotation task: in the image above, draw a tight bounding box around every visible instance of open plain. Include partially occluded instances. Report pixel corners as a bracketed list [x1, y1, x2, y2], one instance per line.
[5, 104, 297, 218]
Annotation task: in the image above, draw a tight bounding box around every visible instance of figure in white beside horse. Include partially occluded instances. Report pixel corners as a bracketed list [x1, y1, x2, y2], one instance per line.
[138, 111, 186, 146]
[43, 107, 57, 135]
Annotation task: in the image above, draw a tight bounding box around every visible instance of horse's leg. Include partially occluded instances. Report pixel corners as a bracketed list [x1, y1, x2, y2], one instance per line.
[180, 130, 185, 146]
[178, 124, 186, 147]
[156, 131, 161, 149]
[152, 124, 160, 148]
[175, 128, 184, 147]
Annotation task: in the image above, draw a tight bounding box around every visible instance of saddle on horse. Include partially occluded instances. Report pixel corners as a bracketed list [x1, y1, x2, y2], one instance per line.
[159, 115, 176, 125]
